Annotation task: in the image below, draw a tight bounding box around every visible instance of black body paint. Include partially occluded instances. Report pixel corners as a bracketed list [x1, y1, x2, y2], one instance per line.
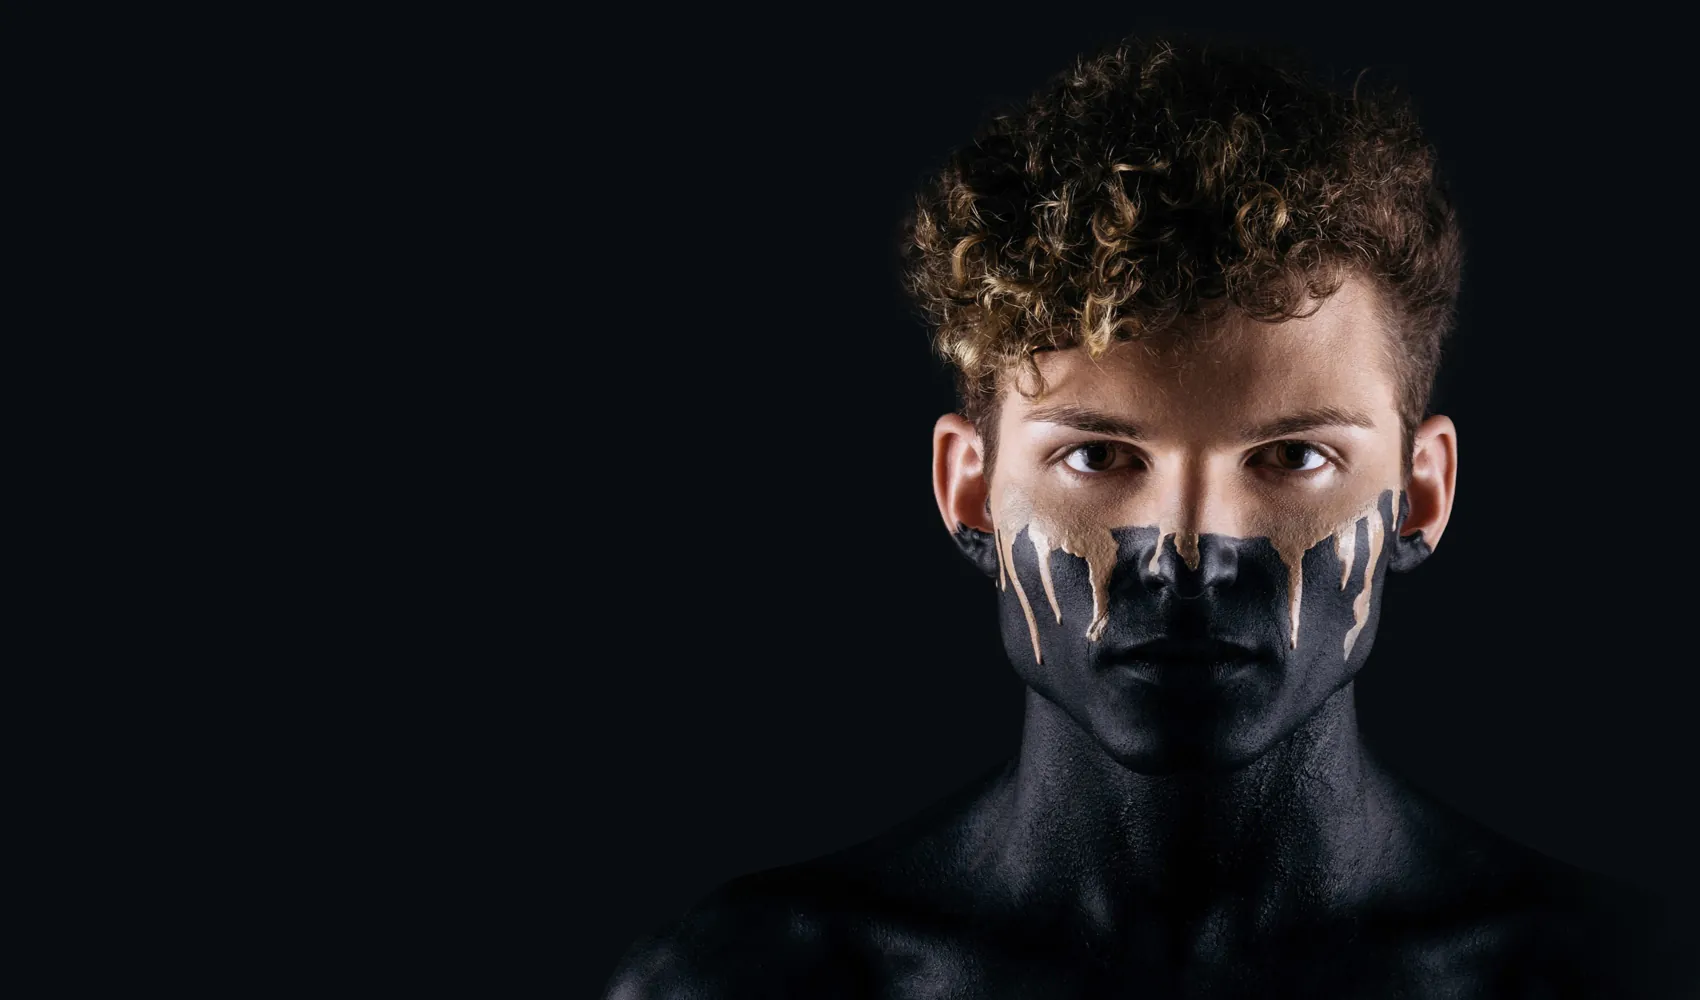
[607, 492, 1691, 998]
[1386, 491, 1434, 573]
[952, 522, 1002, 579]
[980, 489, 1414, 773]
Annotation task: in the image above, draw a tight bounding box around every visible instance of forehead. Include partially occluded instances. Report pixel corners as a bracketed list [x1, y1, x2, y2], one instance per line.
[1007, 280, 1398, 429]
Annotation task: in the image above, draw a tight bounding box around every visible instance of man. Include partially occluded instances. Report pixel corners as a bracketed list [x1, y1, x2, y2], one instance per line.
[606, 37, 1686, 997]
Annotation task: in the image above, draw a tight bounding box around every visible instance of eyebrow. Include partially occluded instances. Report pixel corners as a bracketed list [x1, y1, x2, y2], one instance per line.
[1024, 403, 1147, 440]
[1023, 403, 1375, 442]
[1240, 406, 1376, 441]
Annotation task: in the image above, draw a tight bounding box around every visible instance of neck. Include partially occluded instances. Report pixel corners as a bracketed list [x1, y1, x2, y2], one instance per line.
[991, 683, 1397, 928]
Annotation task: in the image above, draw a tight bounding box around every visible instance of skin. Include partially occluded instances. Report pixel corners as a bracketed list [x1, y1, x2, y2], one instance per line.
[606, 279, 1687, 998]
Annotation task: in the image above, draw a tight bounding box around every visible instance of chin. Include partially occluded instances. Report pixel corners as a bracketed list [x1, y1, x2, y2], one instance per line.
[1025, 658, 1349, 776]
[1084, 698, 1291, 775]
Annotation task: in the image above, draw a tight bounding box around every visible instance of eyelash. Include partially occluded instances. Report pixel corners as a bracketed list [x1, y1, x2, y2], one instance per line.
[1249, 441, 1336, 474]
[1053, 440, 1340, 477]
[1054, 442, 1143, 476]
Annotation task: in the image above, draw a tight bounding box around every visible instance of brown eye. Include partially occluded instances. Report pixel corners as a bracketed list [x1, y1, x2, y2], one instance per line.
[1064, 442, 1132, 473]
[1261, 441, 1328, 472]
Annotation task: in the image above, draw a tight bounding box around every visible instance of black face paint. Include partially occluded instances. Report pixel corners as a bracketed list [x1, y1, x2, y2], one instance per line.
[1388, 492, 1433, 572]
[951, 523, 1002, 579]
[958, 489, 1412, 773]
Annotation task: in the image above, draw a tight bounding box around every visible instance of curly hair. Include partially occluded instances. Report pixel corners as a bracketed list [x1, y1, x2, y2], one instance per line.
[901, 37, 1462, 472]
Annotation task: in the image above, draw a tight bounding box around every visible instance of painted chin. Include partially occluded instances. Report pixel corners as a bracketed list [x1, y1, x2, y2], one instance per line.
[1083, 663, 1292, 772]
[993, 489, 1406, 767]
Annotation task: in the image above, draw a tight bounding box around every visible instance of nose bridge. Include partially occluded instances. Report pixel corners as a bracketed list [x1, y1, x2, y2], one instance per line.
[1173, 448, 1238, 542]
[1141, 448, 1241, 596]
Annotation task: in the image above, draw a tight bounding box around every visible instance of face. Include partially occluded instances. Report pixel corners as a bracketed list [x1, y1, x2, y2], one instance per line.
[939, 279, 1453, 773]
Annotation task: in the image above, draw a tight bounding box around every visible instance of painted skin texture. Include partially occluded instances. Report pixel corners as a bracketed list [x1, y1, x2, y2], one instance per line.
[605, 286, 1692, 998]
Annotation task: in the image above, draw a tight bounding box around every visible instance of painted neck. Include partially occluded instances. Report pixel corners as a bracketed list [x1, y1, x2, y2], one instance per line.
[996, 684, 1390, 915]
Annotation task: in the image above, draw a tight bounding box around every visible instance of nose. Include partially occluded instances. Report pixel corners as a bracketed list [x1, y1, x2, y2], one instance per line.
[1139, 531, 1240, 598]
[1134, 456, 1241, 597]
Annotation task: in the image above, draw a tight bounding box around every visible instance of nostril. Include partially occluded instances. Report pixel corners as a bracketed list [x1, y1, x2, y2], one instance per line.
[1198, 537, 1240, 592]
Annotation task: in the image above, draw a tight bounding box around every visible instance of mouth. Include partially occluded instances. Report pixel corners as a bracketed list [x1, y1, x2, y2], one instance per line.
[1105, 638, 1266, 687]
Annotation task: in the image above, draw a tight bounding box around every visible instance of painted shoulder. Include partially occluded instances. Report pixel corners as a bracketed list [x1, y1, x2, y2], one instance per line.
[602, 772, 1005, 999]
[600, 868, 881, 1000]
[1400, 802, 1695, 995]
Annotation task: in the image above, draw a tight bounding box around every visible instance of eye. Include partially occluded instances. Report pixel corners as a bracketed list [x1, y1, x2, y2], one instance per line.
[1251, 440, 1331, 473]
[1063, 441, 1138, 474]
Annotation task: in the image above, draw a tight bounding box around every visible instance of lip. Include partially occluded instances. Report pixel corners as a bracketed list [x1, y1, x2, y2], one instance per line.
[1105, 638, 1265, 687]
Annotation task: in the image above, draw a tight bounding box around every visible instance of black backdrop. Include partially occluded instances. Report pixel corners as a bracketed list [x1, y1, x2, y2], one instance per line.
[565, 8, 1699, 994]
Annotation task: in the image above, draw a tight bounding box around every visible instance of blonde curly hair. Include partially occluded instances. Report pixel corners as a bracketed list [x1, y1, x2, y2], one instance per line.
[901, 37, 1463, 470]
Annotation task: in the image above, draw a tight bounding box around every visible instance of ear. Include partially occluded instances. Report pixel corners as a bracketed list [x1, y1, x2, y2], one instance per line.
[1390, 413, 1457, 573]
[933, 413, 999, 578]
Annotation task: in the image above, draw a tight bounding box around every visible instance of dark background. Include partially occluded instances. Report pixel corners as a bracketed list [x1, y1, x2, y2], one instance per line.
[568, 8, 1697, 994]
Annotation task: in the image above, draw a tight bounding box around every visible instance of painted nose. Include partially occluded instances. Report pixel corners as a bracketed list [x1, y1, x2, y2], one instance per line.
[1140, 532, 1240, 598]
